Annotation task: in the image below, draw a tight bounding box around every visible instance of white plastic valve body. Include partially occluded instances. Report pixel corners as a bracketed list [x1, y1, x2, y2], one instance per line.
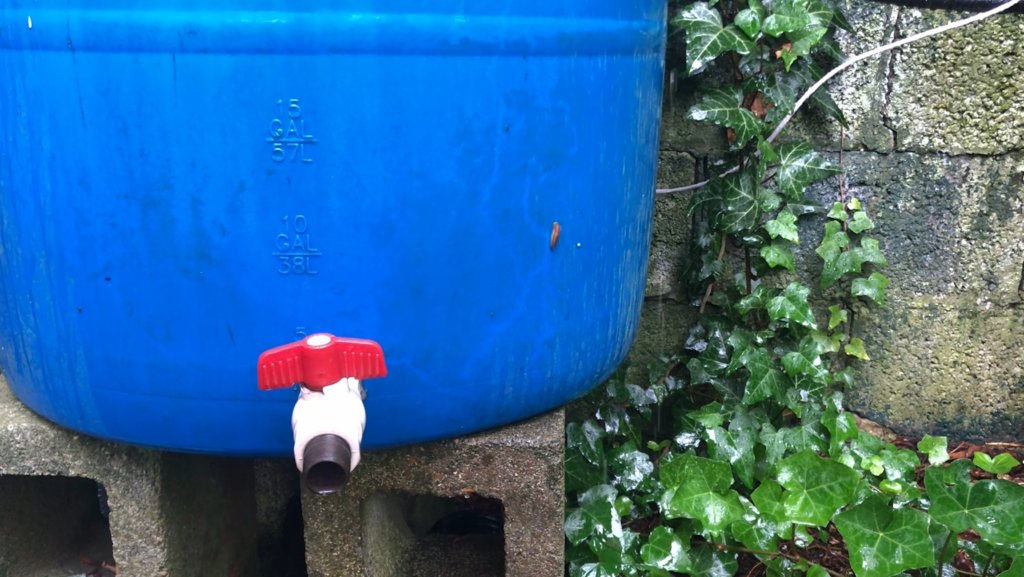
[290, 377, 366, 472]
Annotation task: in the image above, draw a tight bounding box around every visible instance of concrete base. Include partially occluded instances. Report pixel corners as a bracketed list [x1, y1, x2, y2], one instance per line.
[0, 375, 260, 577]
[300, 409, 565, 577]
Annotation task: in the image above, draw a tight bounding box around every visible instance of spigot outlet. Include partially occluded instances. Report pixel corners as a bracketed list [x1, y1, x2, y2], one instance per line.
[257, 334, 387, 494]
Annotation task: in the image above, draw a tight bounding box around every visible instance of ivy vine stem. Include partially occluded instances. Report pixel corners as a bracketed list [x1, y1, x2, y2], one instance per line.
[937, 530, 953, 577]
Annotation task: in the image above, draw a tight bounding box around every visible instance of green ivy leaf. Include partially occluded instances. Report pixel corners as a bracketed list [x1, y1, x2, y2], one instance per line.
[848, 211, 875, 234]
[673, 2, 758, 74]
[766, 211, 800, 244]
[845, 338, 869, 360]
[710, 412, 760, 489]
[851, 273, 889, 305]
[762, 2, 812, 38]
[916, 435, 949, 466]
[828, 305, 848, 330]
[817, 232, 864, 289]
[880, 447, 920, 482]
[640, 526, 693, 573]
[855, 238, 888, 266]
[776, 143, 843, 199]
[690, 87, 767, 150]
[565, 484, 621, 546]
[822, 220, 850, 248]
[689, 402, 726, 429]
[767, 283, 818, 330]
[718, 166, 763, 232]
[973, 452, 1021, 475]
[690, 546, 740, 577]
[775, 449, 860, 527]
[925, 469, 1024, 551]
[567, 448, 609, 493]
[784, 419, 830, 454]
[827, 202, 848, 221]
[609, 441, 656, 492]
[788, 26, 829, 58]
[732, 496, 784, 552]
[735, 0, 765, 39]
[660, 453, 746, 534]
[821, 399, 858, 457]
[761, 189, 785, 212]
[762, 240, 796, 272]
[834, 495, 934, 577]
[740, 347, 789, 406]
[810, 88, 850, 128]
[1004, 558, 1024, 577]
[567, 420, 607, 466]
[760, 423, 789, 467]
[806, 0, 835, 26]
[781, 333, 832, 384]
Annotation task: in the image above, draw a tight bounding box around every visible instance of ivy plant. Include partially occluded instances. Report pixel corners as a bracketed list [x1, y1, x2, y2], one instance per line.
[564, 2, 1024, 577]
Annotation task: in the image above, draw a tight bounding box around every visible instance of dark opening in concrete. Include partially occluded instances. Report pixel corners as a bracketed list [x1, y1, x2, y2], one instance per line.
[361, 492, 505, 577]
[0, 474, 115, 577]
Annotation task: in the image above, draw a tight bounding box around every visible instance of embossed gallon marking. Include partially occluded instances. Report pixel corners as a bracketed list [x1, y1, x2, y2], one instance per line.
[267, 99, 316, 163]
[273, 215, 320, 275]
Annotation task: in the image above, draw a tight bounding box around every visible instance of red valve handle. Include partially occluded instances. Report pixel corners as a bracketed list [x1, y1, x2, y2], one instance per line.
[258, 333, 387, 391]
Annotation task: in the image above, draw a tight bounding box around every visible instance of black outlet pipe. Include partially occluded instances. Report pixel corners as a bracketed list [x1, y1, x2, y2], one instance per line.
[866, 0, 1023, 13]
[302, 434, 352, 495]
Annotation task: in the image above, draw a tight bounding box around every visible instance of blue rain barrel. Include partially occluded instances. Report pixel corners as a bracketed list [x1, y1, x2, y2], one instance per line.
[0, 0, 666, 456]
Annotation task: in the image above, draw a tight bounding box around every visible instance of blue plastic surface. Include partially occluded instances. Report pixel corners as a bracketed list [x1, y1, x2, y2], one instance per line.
[0, 0, 666, 456]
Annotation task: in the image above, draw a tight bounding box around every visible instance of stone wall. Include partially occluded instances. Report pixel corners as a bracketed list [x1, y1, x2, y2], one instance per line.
[631, 1, 1024, 441]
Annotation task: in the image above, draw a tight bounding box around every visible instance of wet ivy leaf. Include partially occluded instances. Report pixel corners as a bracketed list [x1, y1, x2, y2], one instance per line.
[835, 495, 934, 577]
[785, 199, 826, 216]
[762, 0, 812, 37]
[806, 0, 835, 26]
[852, 273, 889, 305]
[917, 435, 949, 466]
[567, 448, 609, 494]
[673, 2, 758, 74]
[735, 0, 765, 39]
[855, 238, 888, 266]
[973, 452, 1021, 475]
[827, 202, 848, 221]
[821, 401, 858, 458]
[572, 561, 623, 577]
[659, 453, 745, 534]
[609, 441, 656, 492]
[817, 236, 864, 289]
[787, 26, 829, 58]
[761, 240, 796, 272]
[567, 419, 608, 466]
[736, 286, 779, 316]
[810, 88, 850, 127]
[781, 333, 831, 384]
[880, 447, 919, 483]
[760, 423, 789, 466]
[766, 211, 800, 244]
[784, 420, 829, 454]
[925, 469, 1024, 551]
[848, 211, 875, 234]
[761, 189, 785, 212]
[640, 526, 693, 573]
[689, 402, 726, 429]
[776, 449, 860, 527]
[845, 338, 869, 360]
[822, 221, 850, 248]
[828, 305, 848, 330]
[690, 545, 740, 577]
[740, 347, 789, 406]
[759, 134, 778, 162]
[776, 143, 842, 199]
[708, 418, 758, 489]
[565, 485, 621, 546]
[689, 87, 767, 150]
[732, 496, 782, 551]
[718, 166, 762, 232]
[1003, 558, 1024, 577]
[767, 283, 817, 330]
[830, 2, 855, 31]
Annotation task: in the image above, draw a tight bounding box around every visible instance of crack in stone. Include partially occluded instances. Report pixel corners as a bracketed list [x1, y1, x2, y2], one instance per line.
[880, 5, 902, 153]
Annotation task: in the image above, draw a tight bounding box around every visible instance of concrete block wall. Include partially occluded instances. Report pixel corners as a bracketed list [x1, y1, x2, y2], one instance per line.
[642, 1, 1024, 441]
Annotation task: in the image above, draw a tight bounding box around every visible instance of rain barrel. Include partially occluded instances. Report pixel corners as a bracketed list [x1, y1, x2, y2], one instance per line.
[0, 0, 666, 456]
